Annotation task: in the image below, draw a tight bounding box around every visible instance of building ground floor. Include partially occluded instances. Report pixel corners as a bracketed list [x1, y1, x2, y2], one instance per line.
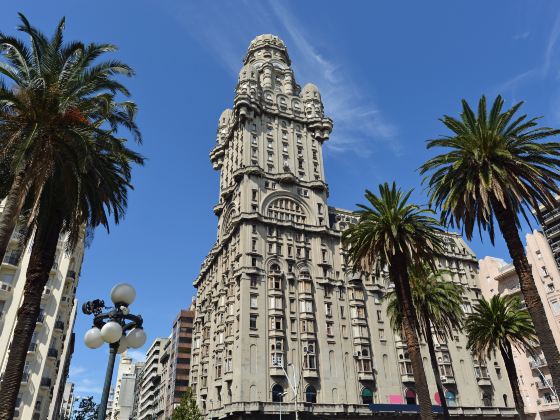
[205, 402, 518, 419]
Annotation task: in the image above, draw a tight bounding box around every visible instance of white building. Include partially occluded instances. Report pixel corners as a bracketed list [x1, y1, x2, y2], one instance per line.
[479, 230, 560, 419]
[0, 214, 84, 419]
[136, 337, 168, 420]
[110, 354, 144, 419]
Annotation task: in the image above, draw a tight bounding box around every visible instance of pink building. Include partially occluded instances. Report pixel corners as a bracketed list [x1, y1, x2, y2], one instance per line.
[479, 230, 560, 420]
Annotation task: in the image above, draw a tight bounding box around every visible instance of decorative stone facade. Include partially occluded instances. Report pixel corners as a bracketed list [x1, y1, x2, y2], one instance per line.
[190, 34, 516, 419]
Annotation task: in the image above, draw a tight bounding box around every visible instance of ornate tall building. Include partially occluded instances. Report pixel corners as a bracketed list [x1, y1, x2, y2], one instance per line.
[190, 34, 516, 419]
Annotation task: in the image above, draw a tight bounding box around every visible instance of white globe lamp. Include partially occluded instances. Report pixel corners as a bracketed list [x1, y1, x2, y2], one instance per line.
[116, 336, 128, 354]
[84, 327, 104, 349]
[110, 283, 136, 306]
[101, 321, 123, 344]
[126, 327, 147, 349]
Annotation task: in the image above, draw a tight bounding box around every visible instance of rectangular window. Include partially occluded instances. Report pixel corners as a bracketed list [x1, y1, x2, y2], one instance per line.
[376, 310, 382, 321]
[341, 325, 347, 337]
[250, 275, 258, 288]
[270, 316, 283, 330]
[300, 300, 313, 313]
[340, 306, 345, 318]
[250, 294, 258, 309]
[290, 299, 296, 312]
[252, 189, 258, 201]
[326, 322, 334, 336]
[325, 302, 332, 317]
[551, 299, 560, 315]
[379, 329, 385, 340]
[249, 314, 257, 329]
[251, 257, 257, 267]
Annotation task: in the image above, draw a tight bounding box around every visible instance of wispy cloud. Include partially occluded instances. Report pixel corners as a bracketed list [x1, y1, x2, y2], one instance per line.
[69, 365, 102, 397]
[166, 0, 399, 158]
[513, 31, 530, 41]
[125, 349, 146, 362]
[496, 12, 560, 97]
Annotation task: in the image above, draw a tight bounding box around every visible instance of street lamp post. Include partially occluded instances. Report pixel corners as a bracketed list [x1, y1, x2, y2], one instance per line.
[274, 351, 307, 420]
[82, 284, 147, 420]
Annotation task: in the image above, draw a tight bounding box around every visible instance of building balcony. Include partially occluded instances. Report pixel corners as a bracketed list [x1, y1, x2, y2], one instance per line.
[535, 381, 554, 391]
[2, 254, 20, 266]
[476, 377, 492, 387]
[20, 371, 31, 384]
[42, 287, 53, 300]
[441, 375, 456, 385]
[36, 313, 45, 325]
[401, 373, 415, 383]
[0, 281, 13, 295]
[54, 320, 65, 331]
[67, 270, 76, 279]
[357, 372, 375, 381]
[303, 369, 318, 379]
[47, 348, 58, 359]
[28, 342, 38, 353]
[530, 359, 547, 369]
[60, 295, 72, 306]
[40, 377, 52, 388]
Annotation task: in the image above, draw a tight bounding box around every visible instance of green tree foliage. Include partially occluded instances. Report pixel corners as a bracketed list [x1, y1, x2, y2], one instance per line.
[73, 396, 99, 420]
[172, 388, 204, 420]
[420, 95, 560, 390]
[465, 295, 537, 419]
[343, 182, 443, 420]
[385, 265, 464, 419]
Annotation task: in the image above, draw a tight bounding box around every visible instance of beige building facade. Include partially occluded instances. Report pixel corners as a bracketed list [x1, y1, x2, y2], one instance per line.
[110, 355, 144, 420]
[0, 207, 84, 420]
[189, 34, 516, 419]
[136, 337, 169, 420]
[479, 230, 560, 420]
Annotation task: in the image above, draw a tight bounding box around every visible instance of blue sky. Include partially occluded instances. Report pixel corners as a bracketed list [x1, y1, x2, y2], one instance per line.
[2, 0, 560, 399]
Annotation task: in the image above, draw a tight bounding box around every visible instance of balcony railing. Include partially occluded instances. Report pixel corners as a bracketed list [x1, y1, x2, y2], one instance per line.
[54, 321, 65, 330]
[21, 372, 30, 383]
[36, 313, 45, 324]
[2, 254, 20, 266]
[47, 348, 58, 358]
[67, 270, 76, 279]
[40, 377, 52, 388]
[28, 342, 38, 353]
[535, 381, 554, 390]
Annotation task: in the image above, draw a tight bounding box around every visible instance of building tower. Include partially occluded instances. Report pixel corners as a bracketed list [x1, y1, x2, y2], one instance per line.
[190, 35, 515, 419]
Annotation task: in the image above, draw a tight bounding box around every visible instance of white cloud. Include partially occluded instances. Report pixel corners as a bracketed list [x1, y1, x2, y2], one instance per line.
[165, 0, 399, 158]
[513, 31, 530, 41]
[125, 349, 146, 363]
[69, 365, 102, 397]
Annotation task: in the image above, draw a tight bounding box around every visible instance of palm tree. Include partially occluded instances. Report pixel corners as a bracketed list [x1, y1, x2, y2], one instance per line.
[420, 95, 560, 390]
[0, 16, 144, 419]
[0, 13, 141, 262]
[465, 295, 537, 419]
[385, 265, 464, 420]
[343, 182, 444, 420]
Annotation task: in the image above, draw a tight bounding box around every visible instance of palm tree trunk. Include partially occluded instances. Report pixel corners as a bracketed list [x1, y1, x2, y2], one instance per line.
[391, 254, 434, 420]
[423, 316, 450, 420]
[0, 212, 62, 420]
[500, 342, 526, 420]
[0, 168, 31, 262]
[493, 200, 560, 392]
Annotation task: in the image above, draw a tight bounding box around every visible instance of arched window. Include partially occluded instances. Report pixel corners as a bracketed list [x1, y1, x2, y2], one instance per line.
[361, 387, 373, 404]
[272, 384, 284, 402]
[266, 197, 307, 224]
[405, 389, 416, 405]
[305, 385, 317, 403]
[446, 391, 457, 407]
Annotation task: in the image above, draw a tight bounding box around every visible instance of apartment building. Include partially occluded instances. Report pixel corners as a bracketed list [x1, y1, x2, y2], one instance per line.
[479, 230, 560, 420]
[56, 382, 75, 420]
[189, 34, 516, 419]
[136, 337, 169, 419]
[0, 215, 84, 419]
[536, 201, 560, 269]
[162, 308, 195, 418]
[109, 355, 144, 420]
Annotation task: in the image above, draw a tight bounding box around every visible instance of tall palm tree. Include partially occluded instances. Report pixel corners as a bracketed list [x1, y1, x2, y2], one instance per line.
[420, 95, 560, 390]
[465, 295, 537, 420]
[385, 265, 464, 420]
[0, 13, 141, 262]
[343, 182, 444, 420]
[0, 16, 144, 419]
